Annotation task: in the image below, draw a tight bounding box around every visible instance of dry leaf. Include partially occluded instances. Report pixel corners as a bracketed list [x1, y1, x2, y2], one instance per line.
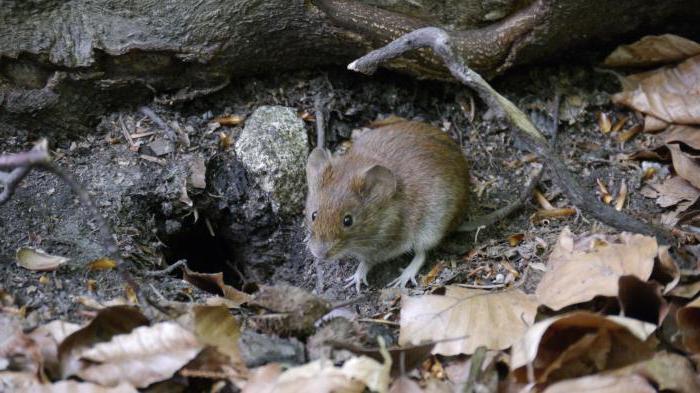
[604, 34, 700, 67]
[510, 312, 657, 383]
[598, 112, 612, 133]
[16, 247, 69, 271]
[607, 351, 700, 393]
[241, 363, 282, 393]
[643, 176, 700, 211]
[77, 322, 203, 388]
[644, 114, 669, 132]
[0, 314, 42, 376]
[652, 246, 681, 294]
[29, 321, 81, 379]
[0, 372, 137, 393]
[542, 374, 655, 393]
[400, 286, 538, 355]
[618, 275, 668, 325]
[661, 124, 700, 149]
[213, 114, 244, 126]
[59, 306, 149, 379]
[389, 377, 423, 393]
[536, 228, 657, 311]
[87, 258, 117, 271]
[182, 267, 250, 307]
[612, 55, 700, 125]
[191, 305, 242, 365]
[668, 143, 700, 188]
[677, 296, 700, 353]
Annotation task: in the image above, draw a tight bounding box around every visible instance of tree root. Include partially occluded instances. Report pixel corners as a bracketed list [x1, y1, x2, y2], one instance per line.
[348, 27, 673, 244]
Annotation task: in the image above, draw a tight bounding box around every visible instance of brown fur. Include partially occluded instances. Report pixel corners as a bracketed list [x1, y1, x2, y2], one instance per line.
[305, 120, 470, 275]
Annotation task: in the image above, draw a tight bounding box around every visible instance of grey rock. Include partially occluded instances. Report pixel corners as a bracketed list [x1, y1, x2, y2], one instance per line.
[235, 106, 308, 217]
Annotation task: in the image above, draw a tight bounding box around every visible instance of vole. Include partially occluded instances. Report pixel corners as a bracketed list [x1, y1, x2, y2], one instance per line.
[305, 119, 540, 292]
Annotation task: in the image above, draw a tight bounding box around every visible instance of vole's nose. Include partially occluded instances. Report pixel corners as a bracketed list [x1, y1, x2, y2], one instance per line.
[309, 241, 331, 259]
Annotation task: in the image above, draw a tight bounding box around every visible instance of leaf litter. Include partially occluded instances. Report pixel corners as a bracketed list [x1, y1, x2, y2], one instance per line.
[5, 34, 700, 393]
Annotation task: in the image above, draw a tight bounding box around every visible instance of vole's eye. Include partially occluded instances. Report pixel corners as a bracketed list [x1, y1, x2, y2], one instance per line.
[343, 214, 353, 227]
[311, 211, 318, 221]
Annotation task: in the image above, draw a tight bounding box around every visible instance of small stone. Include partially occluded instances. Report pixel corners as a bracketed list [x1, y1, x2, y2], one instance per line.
[147, 138, 175, 156]
[235, 106, 308, 217]
[494, 273, 505, 284]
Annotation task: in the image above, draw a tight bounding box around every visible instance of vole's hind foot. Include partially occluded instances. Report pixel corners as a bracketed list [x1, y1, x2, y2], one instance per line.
[344, 261, 370, 293]
[388, 251, 426, 288]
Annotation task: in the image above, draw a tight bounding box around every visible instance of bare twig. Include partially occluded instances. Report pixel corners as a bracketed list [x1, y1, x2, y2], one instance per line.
[314, 93, 326, 148]
[0, 142, 144, 303]
[139, 106, 178, 141]
[145, 259, 188, 277]
[349, 27, 672, 244]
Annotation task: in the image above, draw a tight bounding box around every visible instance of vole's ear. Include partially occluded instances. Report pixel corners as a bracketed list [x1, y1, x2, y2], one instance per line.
[359, 165, 396, 200]
[307, 148, 330, 179]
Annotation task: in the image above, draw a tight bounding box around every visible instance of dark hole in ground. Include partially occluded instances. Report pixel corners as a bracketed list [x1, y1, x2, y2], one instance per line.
[159, 215, 243, 288]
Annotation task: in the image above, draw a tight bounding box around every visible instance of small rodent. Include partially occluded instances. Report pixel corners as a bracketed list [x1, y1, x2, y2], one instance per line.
[305, 119, 470, 291]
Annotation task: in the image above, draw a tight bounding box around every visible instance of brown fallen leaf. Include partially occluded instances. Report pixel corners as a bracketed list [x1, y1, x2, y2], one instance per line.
[618, 275, 668, 325]
[536, 228, 658, 311]
[644, 114, 669, 132]
[607, 351, 700, 393]
[510, 312, 657, 384]
[668, 143, 700, 188]
[29, 320, 81, 379]
[389, 377, 424, 393]
[77, 322, 204, 388]
[87, 257, 117, 271]
[612, 55, 700, 125]
[661, 124, 700, 149]
[0, 372, 138, 393]
[670, 281, 700, 299]
[604, 34, 700, 68]
[652, 246, 681, 294]
[677, 296, 700, 353]
[598, 112, 612, 133]
[542, 374, 655, 393]
[213, 114, 244, 126]
[0, 314, 43, 377]
[399, 286, 538, 355]
[191, 305, 243, 366]
[16, 247, 69, 271]
[59, 306, 150, 379]
[182, 267, 250, 307]
[641, 176, 700, 211]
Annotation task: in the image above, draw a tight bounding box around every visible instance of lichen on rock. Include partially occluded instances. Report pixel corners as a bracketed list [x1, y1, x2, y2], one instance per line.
[235, 106, 309, 218]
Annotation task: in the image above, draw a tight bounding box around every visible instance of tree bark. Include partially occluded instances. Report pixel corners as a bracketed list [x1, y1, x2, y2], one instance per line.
[0, 0, 698, 135]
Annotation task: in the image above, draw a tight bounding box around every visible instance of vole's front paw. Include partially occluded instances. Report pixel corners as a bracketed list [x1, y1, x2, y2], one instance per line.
[387, 269, 419, 288]
[343, 261, 369, 293]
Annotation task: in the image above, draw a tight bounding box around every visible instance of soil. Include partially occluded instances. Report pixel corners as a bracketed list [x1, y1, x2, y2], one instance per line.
[0, 63, 664, 329]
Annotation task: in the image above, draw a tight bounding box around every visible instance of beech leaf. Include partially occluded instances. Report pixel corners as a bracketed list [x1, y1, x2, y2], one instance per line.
[400, 286, 538, 355]
[535, 228, 657, 311]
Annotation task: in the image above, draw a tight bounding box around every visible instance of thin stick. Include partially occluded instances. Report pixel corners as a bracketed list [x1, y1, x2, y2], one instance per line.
[139, 106, 178, 141]
[145, 259, 188, 277]
[349, 27, 672, 244]
[314, 93, 326, 148]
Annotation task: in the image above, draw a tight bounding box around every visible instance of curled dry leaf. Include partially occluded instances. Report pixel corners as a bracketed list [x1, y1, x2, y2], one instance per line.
[668, 143, 700, 189]
[661, 124, 700, 149]
[77, 322, 204, 388]
[510, 312, 657, 384]
[536, 228, 657, 311]
[542, 374, 655, 393]
[618, 275, 668, 325]
[29, 320, 81, 379]
[87, 257, 117, 271]
[242, 353, 390, 393]
[652, 246, 680, 294]
[16, 247, 69, 271]
[400, 286, 538, 356]
[607, 351, 700, 393]
[612, 55, 700, 125]
[677, 296, 700, 353]
[642, 176, 700, 211]
[604, 34, 700, 68]
[191, 305, 243, 365]
[389, 377, 423, 393]
[182, 267, 250, 307]
[0, 372, 137, 393]
[59, 306, 149, 379]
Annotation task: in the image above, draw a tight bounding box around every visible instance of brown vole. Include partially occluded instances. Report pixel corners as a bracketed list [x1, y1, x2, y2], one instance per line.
[305, 120, 470, 291]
